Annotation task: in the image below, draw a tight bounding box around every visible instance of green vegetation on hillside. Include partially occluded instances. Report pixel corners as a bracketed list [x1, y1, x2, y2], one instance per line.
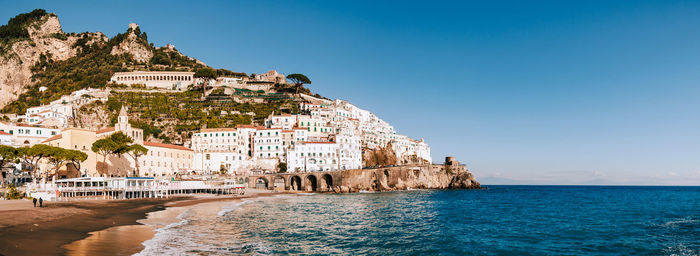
[2, 34, 132, 114]
[0, 9, 50, 55]
[1, 10, 319, 144]
[105, 90, 300, 141]
[150, 47, 201, 69]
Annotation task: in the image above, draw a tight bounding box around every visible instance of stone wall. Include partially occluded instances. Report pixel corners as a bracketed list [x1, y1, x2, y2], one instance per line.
[246, 163, 480, 193]
[335, 164, 480, 193]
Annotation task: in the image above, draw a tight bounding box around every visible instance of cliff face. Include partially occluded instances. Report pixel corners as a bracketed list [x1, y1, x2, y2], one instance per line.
[363, 142, 398, 166]
[0, 13, 107, 108]
[333, 165, 480, 193]
[110, 23, 153, 63]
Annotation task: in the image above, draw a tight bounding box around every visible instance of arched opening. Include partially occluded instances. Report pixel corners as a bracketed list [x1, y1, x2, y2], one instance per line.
[304, 175, 317, 192]
[274, 176, 285, 189]
[290, 176, 302, 191]
[256, 177, 269, 189]
[321, 174, 333, 192]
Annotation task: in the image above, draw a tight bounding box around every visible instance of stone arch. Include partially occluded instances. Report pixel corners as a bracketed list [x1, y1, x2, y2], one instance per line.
[273, 176, 285, 189]
[290, 175, 302, 191]
[304, 175, 318, 192]
[320, 174, 333, 192]
[255, 177, 268, 189]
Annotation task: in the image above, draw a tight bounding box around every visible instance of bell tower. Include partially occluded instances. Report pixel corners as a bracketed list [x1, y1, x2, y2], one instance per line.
[117, 106, 130, 131]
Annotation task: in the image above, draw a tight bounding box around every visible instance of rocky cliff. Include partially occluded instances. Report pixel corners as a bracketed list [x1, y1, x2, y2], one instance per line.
[110, 23, 153, 63]
[1, 13, 95, 108]
[0, 10, 198, 112]
[333, 164, 481, 193]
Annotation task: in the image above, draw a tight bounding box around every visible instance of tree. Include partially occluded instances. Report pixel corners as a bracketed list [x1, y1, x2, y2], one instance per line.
[285, 73, 311, 95]
[108, 132, 133, 157]
[65, 149, 88, 177]
[194, 67, 217, 97]
[16, 144, 53, 181]
[125, 144, 148, 176]
[46, 147, 69, 179]
[92, 138, 117, 175]
[277, 162, 288, 173]
[0, 145, 18, 188]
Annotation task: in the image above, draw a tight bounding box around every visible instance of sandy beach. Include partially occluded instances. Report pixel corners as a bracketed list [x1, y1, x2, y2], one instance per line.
[0, 190, 285, 256]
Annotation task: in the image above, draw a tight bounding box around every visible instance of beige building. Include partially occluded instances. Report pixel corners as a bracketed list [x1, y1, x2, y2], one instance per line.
[110, 71, 194, 90]
[140, 141, 193, 177]
[43, 107, 193, 178]
[43, 128, 99, 178]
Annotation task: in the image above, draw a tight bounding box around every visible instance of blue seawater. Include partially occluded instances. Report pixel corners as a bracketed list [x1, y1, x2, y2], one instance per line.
[140, 186, 700, 255]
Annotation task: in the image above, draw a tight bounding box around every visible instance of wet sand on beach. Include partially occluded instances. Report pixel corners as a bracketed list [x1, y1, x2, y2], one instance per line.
[0, 197, 184, 256]
[0, 190, 287, 256]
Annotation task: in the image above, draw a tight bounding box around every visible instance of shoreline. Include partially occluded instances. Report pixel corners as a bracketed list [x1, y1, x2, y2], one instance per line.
[0, 190, 288, 256]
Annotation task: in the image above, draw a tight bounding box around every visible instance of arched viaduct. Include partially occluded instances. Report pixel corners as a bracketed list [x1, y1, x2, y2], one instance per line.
[242, 171, 343, 192]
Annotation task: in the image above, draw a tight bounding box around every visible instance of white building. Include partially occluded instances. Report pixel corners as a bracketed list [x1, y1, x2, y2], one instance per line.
[0, 122, 60, 147]
[252, 128, 283, 159]
[0, 131, 12, 145]
[191, 127, 250, 175]
[286, 141, 340, 172]
[110, 71, 194, 90]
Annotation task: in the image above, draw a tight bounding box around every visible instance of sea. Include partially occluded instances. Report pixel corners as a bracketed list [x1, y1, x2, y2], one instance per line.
[134, 186, 699, 255]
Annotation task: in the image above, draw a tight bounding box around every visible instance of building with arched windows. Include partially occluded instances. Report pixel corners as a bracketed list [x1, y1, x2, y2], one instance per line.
[110, 71, 194, 90]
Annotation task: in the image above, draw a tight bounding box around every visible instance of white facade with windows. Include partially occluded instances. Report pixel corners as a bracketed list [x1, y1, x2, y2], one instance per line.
[0, 122, 60, 147]
[141, 142, 193, 177]
[252, 128, 283, 159]
[286, 142, 340, 172]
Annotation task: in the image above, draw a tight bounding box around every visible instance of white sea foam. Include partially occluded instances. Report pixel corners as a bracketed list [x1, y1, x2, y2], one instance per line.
[660, 217, 699, 227]
[134, 208, 193, 256]
[218, 199, 251, 216]
[134, 196, 279, 255]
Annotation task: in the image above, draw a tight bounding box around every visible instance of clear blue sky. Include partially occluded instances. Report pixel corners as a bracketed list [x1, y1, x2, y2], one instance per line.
[3, 0, 700, 185]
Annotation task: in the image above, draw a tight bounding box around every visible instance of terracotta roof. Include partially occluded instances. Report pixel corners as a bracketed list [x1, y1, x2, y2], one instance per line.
[15, 123, 40, 128]
[95, 127, 115, 134]
[292, 128, 307, 130]
[256, 127, 279, 130]
[235, 125, 257, 129]
[200, 128, 238, 132]
[0, 131, 11, 136]
[143, 141, 193, 151]
[42, 134, 62, 143]
[61, 127, 94, 132]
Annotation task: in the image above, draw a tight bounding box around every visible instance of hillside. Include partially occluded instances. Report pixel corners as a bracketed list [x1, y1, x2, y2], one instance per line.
[0, 9, 308, 143]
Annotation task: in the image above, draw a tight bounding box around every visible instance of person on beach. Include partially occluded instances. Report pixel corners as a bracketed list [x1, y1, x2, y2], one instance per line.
[33, 198, 37, 207]
[39, 198, 43, 208]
